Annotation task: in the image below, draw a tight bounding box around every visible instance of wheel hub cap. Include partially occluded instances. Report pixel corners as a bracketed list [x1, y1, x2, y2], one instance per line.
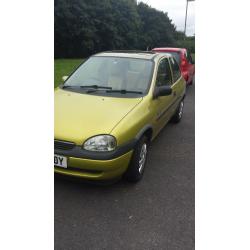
[139, 143, 147, 173]
[179, 101, 184, 118]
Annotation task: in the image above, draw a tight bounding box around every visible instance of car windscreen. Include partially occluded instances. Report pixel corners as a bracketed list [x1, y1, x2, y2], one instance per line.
[64, 56, 154, 96]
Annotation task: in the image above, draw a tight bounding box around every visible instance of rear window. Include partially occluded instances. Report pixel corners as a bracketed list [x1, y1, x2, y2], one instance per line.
[156, 51, 181, 65]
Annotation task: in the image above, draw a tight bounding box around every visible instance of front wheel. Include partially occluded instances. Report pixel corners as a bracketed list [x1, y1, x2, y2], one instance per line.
[171, 100, 184, 123]
[124, 136, 149, 183]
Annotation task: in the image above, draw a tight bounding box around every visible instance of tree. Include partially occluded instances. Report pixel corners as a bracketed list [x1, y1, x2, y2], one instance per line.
[174, 31, 195, 53]
[136, 2, 176, 50]
[54, 0, 191, 58]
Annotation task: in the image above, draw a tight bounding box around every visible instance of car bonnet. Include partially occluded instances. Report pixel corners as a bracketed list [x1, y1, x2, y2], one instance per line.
[54, 89, 143, 145]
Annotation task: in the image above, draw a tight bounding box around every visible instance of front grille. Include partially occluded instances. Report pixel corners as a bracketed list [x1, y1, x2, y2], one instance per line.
[55, 166, 102, 175]
[54, 140, 75, 150]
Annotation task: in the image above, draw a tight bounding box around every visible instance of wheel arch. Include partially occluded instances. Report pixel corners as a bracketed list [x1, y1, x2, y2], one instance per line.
[135, 125, 153, 143]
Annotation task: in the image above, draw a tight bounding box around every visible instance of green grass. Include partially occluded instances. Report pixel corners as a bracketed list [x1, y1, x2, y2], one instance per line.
[54, 59, 84, 88]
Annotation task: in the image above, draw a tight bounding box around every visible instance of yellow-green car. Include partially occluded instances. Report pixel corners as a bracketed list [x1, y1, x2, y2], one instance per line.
[54, 51, 186, 182]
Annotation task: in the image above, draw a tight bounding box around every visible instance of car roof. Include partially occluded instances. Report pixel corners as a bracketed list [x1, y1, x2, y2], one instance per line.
[94, 50, 167, 60]
[152, 47, 186, 52]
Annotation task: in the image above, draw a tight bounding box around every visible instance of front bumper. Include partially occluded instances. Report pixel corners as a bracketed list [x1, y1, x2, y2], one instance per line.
[54, 150, 133, 180]
[54, 140, 135, 180]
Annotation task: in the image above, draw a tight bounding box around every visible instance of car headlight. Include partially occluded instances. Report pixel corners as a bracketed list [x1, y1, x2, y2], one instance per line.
[83, 135, 117, 152]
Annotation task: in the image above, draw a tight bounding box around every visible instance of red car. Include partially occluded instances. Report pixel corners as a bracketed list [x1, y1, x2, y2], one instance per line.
[152, 47, 195, 85]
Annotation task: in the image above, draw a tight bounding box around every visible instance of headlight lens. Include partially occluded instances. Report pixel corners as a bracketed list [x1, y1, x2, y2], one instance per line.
[83, 135, 117, 152]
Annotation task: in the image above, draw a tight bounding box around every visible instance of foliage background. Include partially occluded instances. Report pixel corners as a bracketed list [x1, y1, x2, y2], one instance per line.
[55, 0, 195, 58]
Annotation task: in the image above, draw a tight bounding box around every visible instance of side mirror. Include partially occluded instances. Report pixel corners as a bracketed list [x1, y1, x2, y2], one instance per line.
[154, 85, 172, 98]
[62, 76, 68, 82]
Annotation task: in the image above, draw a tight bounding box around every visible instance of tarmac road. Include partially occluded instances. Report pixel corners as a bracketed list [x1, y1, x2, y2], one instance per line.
[54, 85, 195, 250]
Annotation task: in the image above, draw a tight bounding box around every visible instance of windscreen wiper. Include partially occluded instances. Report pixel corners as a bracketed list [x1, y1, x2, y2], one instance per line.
[62, 85, 74, 89]
[80, 85, 112, 90]
[106, 89, 143, 94]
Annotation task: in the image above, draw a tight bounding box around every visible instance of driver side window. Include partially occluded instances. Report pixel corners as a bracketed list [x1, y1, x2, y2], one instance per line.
[156, 58, 172, 87]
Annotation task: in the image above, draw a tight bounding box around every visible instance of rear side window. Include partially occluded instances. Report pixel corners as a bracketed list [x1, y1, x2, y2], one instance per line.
[169, 57, 181, 82]
[156, 58, 172, 86]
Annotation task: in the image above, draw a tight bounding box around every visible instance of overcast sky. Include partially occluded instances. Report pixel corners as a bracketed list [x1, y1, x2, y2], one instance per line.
[140, 0, 195, 36]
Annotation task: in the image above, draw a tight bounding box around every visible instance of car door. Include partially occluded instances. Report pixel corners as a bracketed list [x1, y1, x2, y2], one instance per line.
[152, 57, 174, 134]
[169, 56, 184, 113]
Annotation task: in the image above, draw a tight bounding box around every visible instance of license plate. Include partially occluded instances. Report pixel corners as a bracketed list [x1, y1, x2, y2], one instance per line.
[54, 154, 67, 168]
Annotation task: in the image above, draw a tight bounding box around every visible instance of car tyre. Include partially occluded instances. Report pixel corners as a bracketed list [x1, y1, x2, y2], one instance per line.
[171, 100, 184, 123]
[124, 136, 149, 183]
